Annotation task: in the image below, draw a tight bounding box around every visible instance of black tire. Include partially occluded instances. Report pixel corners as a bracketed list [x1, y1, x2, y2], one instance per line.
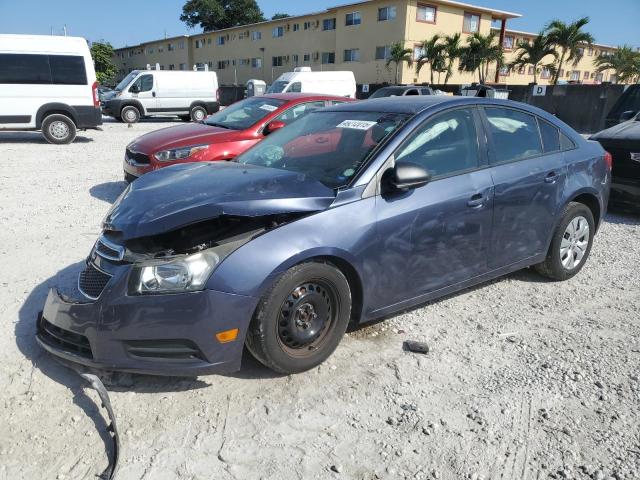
[190, 105, 207, 122]
[534, 202, 595, 281]
[246, 262, 352, 374]
[179, 115, 191, 122]
[121, 105, 140, 124]
[41, 114, 76, 144]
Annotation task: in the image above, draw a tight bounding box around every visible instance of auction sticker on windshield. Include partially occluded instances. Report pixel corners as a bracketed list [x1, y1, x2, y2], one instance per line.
[336, 120, 377, 130]
[260, 104, 278, 112]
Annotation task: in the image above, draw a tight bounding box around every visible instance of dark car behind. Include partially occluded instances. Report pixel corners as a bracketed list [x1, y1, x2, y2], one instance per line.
[605, 84, 640, 128]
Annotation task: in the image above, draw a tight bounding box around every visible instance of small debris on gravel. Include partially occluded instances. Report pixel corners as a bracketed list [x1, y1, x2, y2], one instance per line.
[403, 340, 430, 354]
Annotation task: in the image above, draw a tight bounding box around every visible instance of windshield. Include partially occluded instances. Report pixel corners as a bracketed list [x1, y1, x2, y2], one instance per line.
[237, 110, 409, 189]
[203, 97, 286, 130]
[114, 71, 138, 92]
[370, 87, 406, 98]
[267, 81, 289, 94]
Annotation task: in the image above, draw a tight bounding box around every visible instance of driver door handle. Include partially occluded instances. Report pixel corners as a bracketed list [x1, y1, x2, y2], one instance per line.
[152, 91, 156, 97]
[544, 171, 558, 183]
[467, 193, 484, 208]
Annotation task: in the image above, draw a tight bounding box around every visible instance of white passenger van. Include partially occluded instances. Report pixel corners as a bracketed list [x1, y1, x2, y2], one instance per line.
[267, 67, 356, 99]
[0, 34, 101, 144]
[102, 70, 220, 123]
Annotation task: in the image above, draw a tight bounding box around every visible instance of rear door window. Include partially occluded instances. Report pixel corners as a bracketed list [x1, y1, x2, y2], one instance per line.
[395, 108, 480, 178]
[49, 55, 87, 85]
[538, 119, 561, 153]
[484, 107, 543, 164]
[276, 101, 326, 125]
[0, 53, 51, 84]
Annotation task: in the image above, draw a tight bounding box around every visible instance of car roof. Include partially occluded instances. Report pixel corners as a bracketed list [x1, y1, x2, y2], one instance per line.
[262, 93, 354, 102]
[323, 95, 466, 114]
[378, 85, 430, 90]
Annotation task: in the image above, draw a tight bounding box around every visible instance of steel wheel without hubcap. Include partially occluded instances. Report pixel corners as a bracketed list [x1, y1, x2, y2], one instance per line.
[277, 281, 337, 357]
[49, 121, 70, 140]
[560, 215, 590, 270]
[193, 109, 206, 121]
[124, 109, 138, 122]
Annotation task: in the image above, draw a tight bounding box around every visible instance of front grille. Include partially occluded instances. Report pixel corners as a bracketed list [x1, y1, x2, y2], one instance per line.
[126, 148, 150, 165]
[38, 315, 93, 359]
[78, 262, 112, 299]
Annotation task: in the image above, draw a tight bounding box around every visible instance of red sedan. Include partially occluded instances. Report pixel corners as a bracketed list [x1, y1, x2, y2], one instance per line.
[123, 93, 353, 182]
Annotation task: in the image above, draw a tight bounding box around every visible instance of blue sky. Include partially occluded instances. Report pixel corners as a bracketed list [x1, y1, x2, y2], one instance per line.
[1, 0, 637, 48]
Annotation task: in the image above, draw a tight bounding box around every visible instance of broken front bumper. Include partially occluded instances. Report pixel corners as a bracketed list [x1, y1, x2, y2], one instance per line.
[36, 284, 256, 377]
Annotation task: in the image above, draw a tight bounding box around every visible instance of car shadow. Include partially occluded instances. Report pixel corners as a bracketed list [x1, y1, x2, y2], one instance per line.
[90, 181, 127, 204]
[0, 132, 93, 144]
[604, 211, 640, 225]
[101, 116, 183, 124]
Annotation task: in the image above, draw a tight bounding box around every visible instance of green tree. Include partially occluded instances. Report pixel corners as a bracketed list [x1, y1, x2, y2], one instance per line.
[509, 33, 557, 84]
[180, 0, 265, 32]
[458, 32, 503, 83]
[416, 34, 447, 84]
[90, 41, 117, 85]
[544, 17, 594, 85]
[442, 33, 461, 85]
[271, 13, 290, 20]
[594, 46, 640, 84]
[386, 42, 414, 84]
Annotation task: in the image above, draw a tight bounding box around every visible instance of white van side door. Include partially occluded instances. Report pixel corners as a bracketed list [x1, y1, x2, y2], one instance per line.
[128, 73, 157, 114]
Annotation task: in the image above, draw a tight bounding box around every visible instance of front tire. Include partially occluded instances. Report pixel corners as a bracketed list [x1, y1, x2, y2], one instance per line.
[246, 262, 352, 374]
[190, 105, 207, 122]
[121, 105, 141, 124]
[42, 114, 76, 144]
[535, 202, 595, 281]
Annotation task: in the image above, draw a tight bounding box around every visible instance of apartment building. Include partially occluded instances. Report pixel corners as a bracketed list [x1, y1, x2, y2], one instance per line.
[112, 0, 618, 86]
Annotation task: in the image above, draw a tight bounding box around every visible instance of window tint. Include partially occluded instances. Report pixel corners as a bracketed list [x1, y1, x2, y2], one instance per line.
[484, 107, 542, 164]
[131, 74, 153, 92]
[560, 132, 576, 150]
[0, 53, 51, 84]
[276, 101, 326, 125]
[395, 108, 480, 178]
[49, 55, 87, 85]
[404, 89, 419, 96]
[538, 119, 560, 153]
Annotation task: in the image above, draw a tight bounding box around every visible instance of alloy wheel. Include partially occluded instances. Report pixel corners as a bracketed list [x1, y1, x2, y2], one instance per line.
[49, 121, 70, 140]
[560, 215, 590, 270]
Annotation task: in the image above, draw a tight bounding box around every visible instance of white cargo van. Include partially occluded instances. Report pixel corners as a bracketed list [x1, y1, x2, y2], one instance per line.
[102, 70, 220, 123]
[0, 34, 102, 144]
[267, 68, 356, 99]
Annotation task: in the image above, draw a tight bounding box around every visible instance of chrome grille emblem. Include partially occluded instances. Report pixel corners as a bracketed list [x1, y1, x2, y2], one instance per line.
[94, 236, 125, 261]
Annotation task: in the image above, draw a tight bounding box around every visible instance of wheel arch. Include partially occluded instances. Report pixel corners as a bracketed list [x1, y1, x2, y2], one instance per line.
[35, 103, 78, 129]
[189, 101, 209, 113]
[120, 100, 144, 116]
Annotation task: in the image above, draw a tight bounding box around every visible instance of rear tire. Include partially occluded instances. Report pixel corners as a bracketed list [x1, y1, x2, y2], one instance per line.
[534, 202, 595, 281]
[246, 262, 352, 374]
[42, 114, 76, 144]
[121, 105, 140, 124]
[190, 105, 207, 122]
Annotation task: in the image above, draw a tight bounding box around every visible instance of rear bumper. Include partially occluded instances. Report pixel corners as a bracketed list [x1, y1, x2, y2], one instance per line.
[75, 106, 103, 128]
[36, 286, 256, 377]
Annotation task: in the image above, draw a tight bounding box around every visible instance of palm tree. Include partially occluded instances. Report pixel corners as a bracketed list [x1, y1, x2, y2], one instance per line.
[386, 42, 414, 84]
[544, 17, 594, 85]
[509, 33, 557, 84]
[458, 32, 503, 84]
[442, 33, 462, 85]
[416, 34, 447, 84]
[594, 46, 640, 84]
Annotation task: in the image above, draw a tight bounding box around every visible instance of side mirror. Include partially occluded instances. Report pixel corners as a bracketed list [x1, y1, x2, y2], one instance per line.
[129, 84, 140, 94]
[620, 110, 637, 122]
[383, 161, 431, 192]
[264, 120, 286, 135]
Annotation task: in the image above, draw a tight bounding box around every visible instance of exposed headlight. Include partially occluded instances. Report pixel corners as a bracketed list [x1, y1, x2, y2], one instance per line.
[129, 242, 241, 295]
[154, 145, 209, 162]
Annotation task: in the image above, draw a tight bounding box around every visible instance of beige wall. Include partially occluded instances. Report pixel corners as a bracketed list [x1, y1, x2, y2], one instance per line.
[112, 0, 625, 87]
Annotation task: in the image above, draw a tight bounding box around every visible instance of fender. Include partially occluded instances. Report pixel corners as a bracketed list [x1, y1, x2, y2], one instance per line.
[35, 103, 78, 128]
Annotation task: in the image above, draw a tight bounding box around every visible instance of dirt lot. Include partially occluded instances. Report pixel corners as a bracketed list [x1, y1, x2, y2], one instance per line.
[1, 120, 639, 480]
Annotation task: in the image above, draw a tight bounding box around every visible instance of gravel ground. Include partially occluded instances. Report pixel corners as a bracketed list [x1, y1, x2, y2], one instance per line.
[1, 120, 639, 480]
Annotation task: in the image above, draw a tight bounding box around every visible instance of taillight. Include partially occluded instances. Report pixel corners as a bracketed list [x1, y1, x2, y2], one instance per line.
[92, 81, 100, 107]
[604, 151, 613, 170]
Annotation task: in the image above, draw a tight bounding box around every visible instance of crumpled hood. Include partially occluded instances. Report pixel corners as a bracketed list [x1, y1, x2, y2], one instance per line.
[129, 123, 243, 153]
[104, 162, 336, 240]
[591, 119, 640, 142]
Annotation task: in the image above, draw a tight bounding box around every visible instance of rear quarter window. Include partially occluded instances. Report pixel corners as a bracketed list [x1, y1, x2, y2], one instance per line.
[49, 55, 87, 85]
[538, 119, 561, 153]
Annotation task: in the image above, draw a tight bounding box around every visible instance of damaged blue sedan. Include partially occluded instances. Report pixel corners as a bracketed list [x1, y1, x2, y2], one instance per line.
[37, 97, 610, 375]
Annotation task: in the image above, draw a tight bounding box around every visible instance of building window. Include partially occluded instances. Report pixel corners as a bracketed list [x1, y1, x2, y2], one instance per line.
[375, 45, 391, 60]
[146, 47, 154, 54]
[293, 23, 300, 32]
[304, 21, 312, 30]
[251, 58, 262, 68]
[272, 26, 284, 38]
[250, 31, 261, 41]
[345, 12, 362, 26]
[179, 41, 185, 50]
[378, 6, 397, 21]
[463, 12, 480, 33]
[570, 70, 580, 81]
[559, 69, 565, 77]
[167, 43, 174, 51]
[179, 63, 186, 70]
[159, 65, 165, 70]
[272, 56, 284, 67]
[527, 66, 534, 75]
[217, 36, 225, 45]
[417, 4, 437, 23]
[595, 72, 603, 82]
[302, 53, 310, 63]
[587, 47, 594, 56]
[321, 52, 335, 64]
[499, 66, 510, 76]
[207, 38, 211, 45]
[343, 49, 360, 62]
[169, 64, 175, 70]
[503, 36, 514, 49]
[195, 39, 204, 49]
[541, 68, 551, 79]
[323, 18, 336, 30]
[217, 61, 227, 70]
[208, 61, 213, 69]
[584, 71, 590, 80]
[413, 45, 425, 61]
